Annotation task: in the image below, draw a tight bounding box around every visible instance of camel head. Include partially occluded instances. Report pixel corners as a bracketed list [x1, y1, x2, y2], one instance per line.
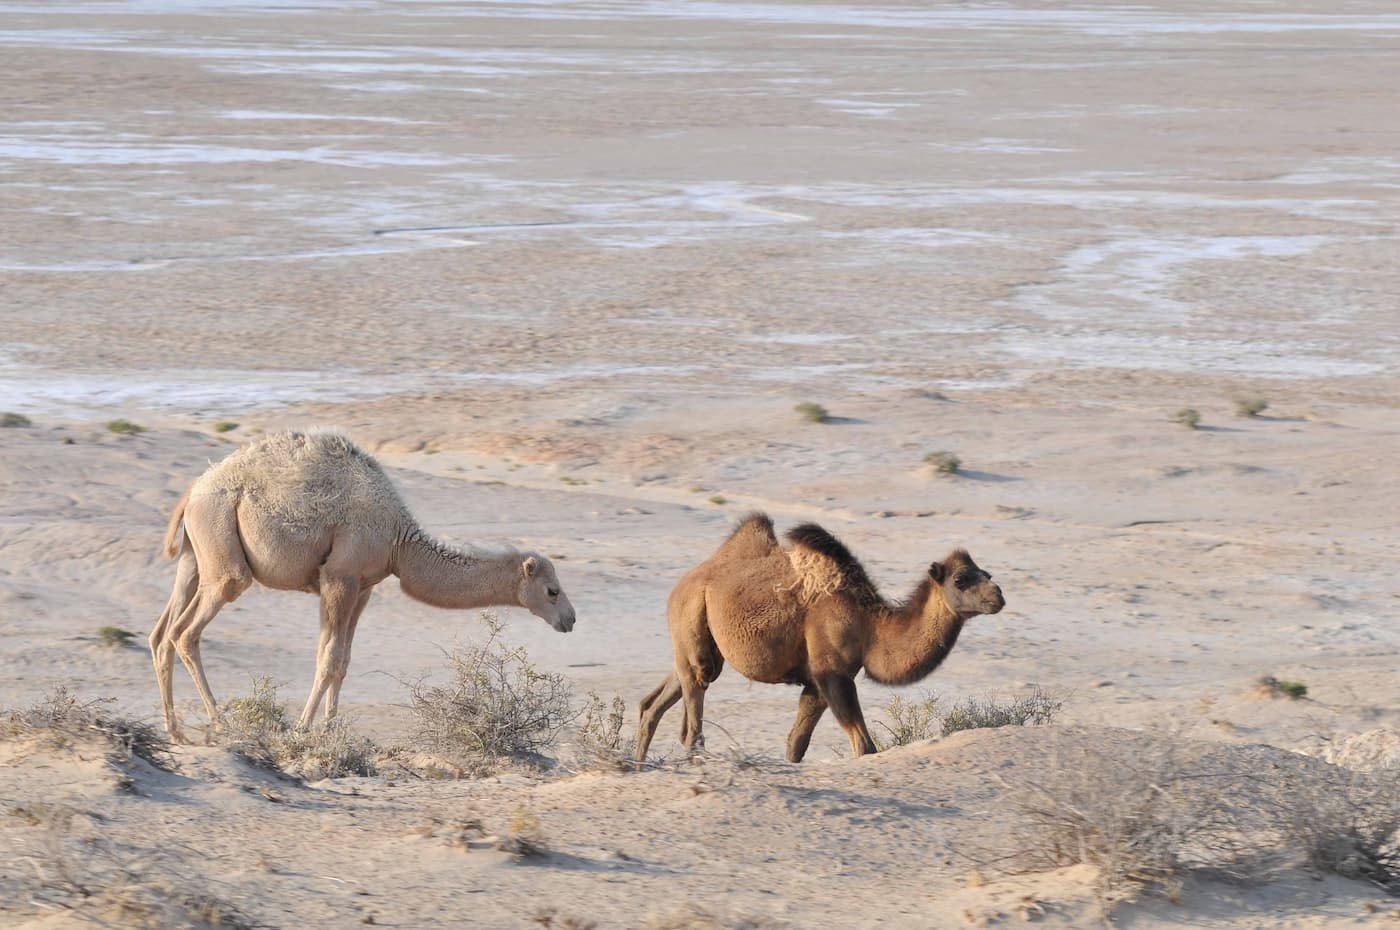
[517, 552, 576, 632]
[930, 549, 1004, 619]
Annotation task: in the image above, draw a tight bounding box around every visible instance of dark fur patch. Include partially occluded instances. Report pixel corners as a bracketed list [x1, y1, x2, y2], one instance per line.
[784, 523, 883, 610]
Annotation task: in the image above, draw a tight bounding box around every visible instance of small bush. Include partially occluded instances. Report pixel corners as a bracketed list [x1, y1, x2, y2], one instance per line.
[1234, 396, 1269, 418]
[2, 687, 172, 770]
[97, 626, 138, 648]
[572, 692, 633, 770]
[1255, 675, 1307, 700]
[221, 677, 377, 780]
[1, 411, 32, 427]
[1280, 772, 1400, 893]
[794, 402, 829, 424]
[707, 494, 727, 506]
[212, 421, 239, 433]
[106, 419, 146, 435]
[410, 613, 573, 768]
[1173, 408, 1201, 429]
[940, 690, 1061, 736]
[924, 450, 961, 475]
[874, 692, 941, 750]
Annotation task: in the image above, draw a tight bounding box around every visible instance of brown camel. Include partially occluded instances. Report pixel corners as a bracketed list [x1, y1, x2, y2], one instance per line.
[635, 513, 1004, 763]
[151, 429, 576, 742]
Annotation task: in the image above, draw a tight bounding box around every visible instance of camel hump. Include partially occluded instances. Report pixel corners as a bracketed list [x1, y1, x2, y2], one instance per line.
[711, 512, 780, 561]
[784, 523, 880, 606]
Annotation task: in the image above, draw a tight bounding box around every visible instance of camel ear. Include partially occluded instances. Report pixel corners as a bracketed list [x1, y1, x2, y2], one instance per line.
[928, 561, 946, 584]
[522, 555, 539, 578]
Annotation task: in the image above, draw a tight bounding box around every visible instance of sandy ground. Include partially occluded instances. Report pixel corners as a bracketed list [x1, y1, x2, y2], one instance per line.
[1, 0, 1398, 926]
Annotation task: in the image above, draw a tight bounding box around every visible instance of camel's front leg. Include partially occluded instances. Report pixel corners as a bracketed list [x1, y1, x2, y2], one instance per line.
[297, 576, 361, 729]
[816, 674, 877, 758]
[785, 683, 828, 763]
[323, 587, 373, 721]
[151, 550, 199, 741]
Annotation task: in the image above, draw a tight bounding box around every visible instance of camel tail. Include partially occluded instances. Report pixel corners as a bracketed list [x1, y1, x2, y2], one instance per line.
[162, 487, 192, 558]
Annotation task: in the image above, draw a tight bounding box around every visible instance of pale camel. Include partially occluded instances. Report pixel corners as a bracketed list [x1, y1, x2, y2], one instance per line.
[635, 513, 1004, 763]
[151, 429, 576, 742]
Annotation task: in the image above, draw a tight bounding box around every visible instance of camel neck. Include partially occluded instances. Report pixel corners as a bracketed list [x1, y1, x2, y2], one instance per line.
[861, 580, 967, 686]
[392, 528, 522, 610]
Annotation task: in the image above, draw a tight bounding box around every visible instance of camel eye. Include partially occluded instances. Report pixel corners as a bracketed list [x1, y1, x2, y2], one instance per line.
[547, 587, 559, 600]
[954, 574, 974, 590]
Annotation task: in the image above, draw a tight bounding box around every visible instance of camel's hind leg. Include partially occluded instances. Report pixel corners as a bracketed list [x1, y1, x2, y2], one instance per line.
[785, 683, 828, 763]
[166, 492, 253, 741]
[635, 670, 682, 763]
[151, 546, 199, 741]
[322, 587, 373, 721]
[297, 574, 363, 730]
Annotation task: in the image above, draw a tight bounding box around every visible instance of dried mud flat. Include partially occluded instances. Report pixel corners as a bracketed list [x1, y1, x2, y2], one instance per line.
[2, 0, 1399, 927]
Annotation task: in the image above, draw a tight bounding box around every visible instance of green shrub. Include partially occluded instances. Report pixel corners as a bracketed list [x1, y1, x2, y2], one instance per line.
[794, 402, 829, 424]
[924, 450, 961, 475]
[1173, 408, 1201, 429]
[106, 419, 146, 435]
[97, 626, 137, 648]
[212, 421, 239, 433]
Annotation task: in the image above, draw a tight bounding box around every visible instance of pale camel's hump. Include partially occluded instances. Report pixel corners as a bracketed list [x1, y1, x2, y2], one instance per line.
[192, 429, 408, 532]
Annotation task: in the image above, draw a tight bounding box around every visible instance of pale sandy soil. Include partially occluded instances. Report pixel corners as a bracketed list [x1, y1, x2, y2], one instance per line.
[1, 0, 1398, 927]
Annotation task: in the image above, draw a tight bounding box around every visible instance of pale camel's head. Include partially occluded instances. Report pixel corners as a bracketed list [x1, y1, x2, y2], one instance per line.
[517, 553, 576, 632]
[930, 549, 1004, 619]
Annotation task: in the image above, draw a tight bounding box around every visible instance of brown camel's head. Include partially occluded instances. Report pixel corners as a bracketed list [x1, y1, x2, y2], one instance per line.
[517, 552, 576, 632]
[930, 549, 1004, 619]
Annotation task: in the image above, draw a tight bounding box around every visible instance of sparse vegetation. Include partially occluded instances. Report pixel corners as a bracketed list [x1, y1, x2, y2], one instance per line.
[2, 687, 172, 771]
[873, 692, 942, 750]
[221, 676, 378, 780]
[212, 421, 239, 433]
[1173, 408, 1201, 429]
[409, 612, 573, 769]
[497, 806, 549, 860]
[876, 689, 1060, 747]
[1280, 772, 1400, 894]
[531, 909, 597, 930]
[1235, 396, 1269, 418]
[707, 494, 727, 505]
[97, 626, 138, 648]
[1, 411, 32, 427]
[572, 692, 633, 770]
[1255, 675, 1308, 700]
[940, 690, 1062, 735]
[559, 476, 587, 486]
[648, 906, 787, 929]
[106, 419, 147, 435]
[923, 450, 961, 475]
[794, 402, 829, 424]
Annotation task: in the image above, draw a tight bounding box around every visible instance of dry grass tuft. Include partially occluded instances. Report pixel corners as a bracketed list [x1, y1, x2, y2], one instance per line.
[212, 421, 239, 433]
[924, 450, 961, 475]
[1234, 396, 1269, 418]
[648, 905, 787, 929]
[2, 687, 173, 771]
[497, 807, 550, 861]
[106, 419, 147, 435]
[97, 626, 138, 648]
[531, 908, 597, 929]
[221, 677, 377, 780]
[1254, 675, 1308, 700]
[793, 401, 829, 424]
[1173, 408, 1201, 429]
[409, 612, 573, 770]
[873, 692, 942, 750]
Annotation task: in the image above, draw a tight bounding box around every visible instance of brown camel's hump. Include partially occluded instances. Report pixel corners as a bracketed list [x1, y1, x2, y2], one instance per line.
[783, 523, 882, 609]
[710, 512, 781, 561]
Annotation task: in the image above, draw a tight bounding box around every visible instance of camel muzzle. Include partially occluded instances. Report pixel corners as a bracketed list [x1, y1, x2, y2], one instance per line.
[553, 610, 576, 633]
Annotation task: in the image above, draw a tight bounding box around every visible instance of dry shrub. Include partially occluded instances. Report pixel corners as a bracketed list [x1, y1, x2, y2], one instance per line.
[1278, 770, 1400, 894]
[531, 908, 597, 929]
[2, 411, 32, 427]
[994, 735, 1400, 913]
[2, 686, 172, 771]
[876, 689, 1061, 748]
[572, 692, 634, 770]
[874, 692, 941, 750]
[940, 689, 1062, 736]
[409, 612, 572, 769]
[15, 807, 255, 928]
[221, 677, 377, 780]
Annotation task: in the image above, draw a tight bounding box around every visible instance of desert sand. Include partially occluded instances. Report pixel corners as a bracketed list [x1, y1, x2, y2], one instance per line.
[1, 0, 1398, 927]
